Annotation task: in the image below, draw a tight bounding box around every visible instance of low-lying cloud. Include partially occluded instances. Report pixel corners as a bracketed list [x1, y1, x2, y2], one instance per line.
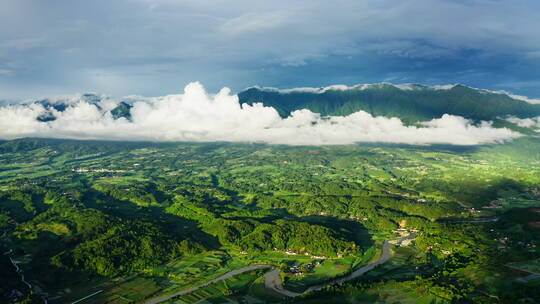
[0, 82, 520, 146]
[506, 116, 540, 130]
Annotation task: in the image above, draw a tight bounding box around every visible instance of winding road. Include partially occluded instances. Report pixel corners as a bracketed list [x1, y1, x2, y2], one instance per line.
[145, 264, 274, 304]
[145, 234, 415, 303]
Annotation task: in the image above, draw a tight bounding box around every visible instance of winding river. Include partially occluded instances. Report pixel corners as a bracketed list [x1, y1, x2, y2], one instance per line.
[146, 234, 415, 303]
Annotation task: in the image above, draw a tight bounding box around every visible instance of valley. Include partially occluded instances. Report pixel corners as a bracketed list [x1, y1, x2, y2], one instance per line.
[1, 137, 539, 303]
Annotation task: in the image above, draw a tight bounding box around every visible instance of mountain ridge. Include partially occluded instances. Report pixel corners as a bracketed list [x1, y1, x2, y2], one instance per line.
[3, 83, 540, 126]
[238, 83, 540, 123]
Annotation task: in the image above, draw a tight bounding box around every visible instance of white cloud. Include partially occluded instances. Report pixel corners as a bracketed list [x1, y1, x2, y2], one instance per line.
[506, 116, 540, 129]
[219, 11, 293, 36]
[0, 82, 521, 145]
[502, 93, 540, 104]
[249, 83, 457, 94]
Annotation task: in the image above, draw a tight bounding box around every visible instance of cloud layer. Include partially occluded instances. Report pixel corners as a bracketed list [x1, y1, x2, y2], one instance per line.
[0, 82, 520, 145]
[506, 116, 540, 130]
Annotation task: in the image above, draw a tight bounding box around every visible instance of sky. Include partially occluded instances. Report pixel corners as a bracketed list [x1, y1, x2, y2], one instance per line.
[1, 0, 540, 100]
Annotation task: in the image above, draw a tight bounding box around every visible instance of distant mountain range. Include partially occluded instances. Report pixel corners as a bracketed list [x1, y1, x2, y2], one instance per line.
[32, 93, 134, 122]
[6, 84, 540, 125]
[238, 84, 540, 123]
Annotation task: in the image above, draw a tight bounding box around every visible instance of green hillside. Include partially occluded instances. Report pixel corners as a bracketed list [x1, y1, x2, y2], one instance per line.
[239, 84, 540, 123]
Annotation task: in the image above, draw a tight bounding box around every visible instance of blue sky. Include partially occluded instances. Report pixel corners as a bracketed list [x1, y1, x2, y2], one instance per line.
[1, 0, 540, 99]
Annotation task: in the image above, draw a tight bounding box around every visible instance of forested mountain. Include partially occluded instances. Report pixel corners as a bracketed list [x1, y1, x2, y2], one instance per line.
[6, 84, 540, 127]
[239, 84, 540, 123]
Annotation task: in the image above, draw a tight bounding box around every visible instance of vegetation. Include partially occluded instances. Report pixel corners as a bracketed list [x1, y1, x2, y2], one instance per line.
[239, 84, 540, 122]
[0, 137, 539, 303]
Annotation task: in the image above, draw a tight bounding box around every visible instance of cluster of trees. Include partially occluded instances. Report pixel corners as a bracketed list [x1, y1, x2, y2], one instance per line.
[10, 194, 205, 282]
[209, 219, 358, 256]
[0, 189, 46, 222]
[93, 182, 164, 206]
[52, 222, 203, 276]
[252, 194, 439, 231]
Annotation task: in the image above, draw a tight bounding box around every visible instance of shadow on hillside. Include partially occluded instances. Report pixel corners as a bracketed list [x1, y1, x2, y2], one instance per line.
[300, 215, 375, 250]
[82, 188, 221, 249]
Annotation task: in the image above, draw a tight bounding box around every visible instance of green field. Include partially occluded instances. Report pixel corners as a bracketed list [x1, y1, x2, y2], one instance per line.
[163, 269, 265, 304]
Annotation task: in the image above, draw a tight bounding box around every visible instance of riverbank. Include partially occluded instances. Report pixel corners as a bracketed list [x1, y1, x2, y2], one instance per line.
[145, 234, 416, 303]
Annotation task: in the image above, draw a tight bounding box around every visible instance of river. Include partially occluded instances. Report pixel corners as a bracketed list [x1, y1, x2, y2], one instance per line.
[145, 234, 416, 303]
